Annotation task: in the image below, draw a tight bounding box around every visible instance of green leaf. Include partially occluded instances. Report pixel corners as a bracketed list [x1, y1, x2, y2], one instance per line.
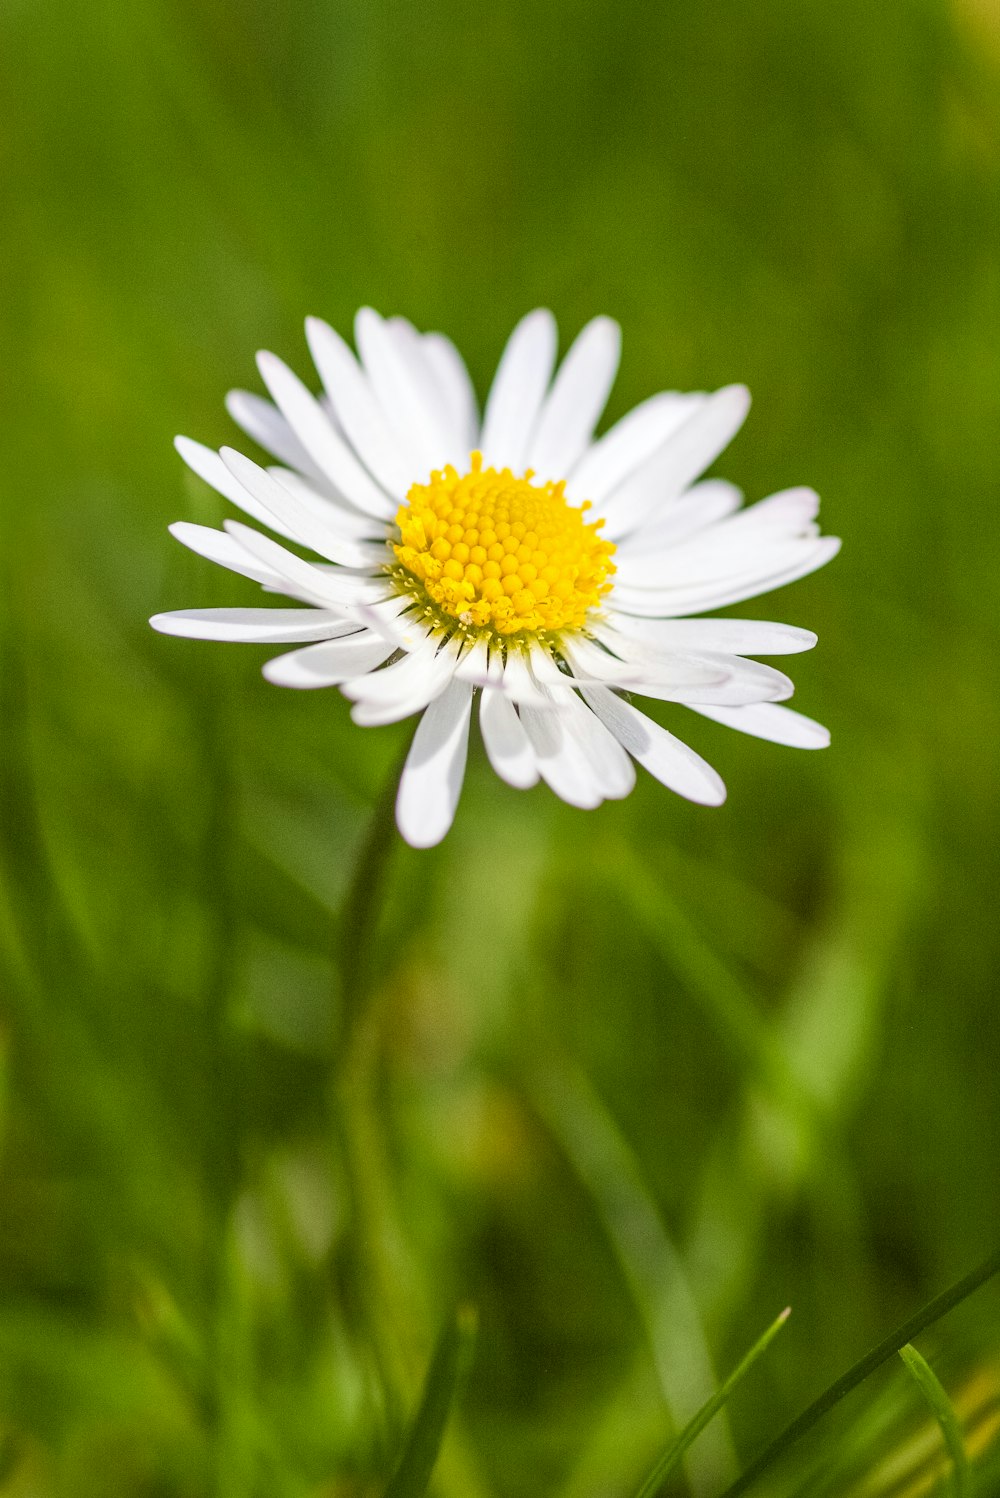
[632, 1307, 790, 1498]
[382, 1306, 478, 1498]
[898, 1343, 969, 1498]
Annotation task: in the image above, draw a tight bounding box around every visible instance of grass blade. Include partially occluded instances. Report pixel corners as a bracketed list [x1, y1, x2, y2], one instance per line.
[383, 1306, 478, 1498]
[633, 1307, 791, 1498]
[533, 1058, 737, 1492]
[720, 1244, 1000, 1497]
[601, 842, 805, 1111]
[898, 1343, 969, 1498]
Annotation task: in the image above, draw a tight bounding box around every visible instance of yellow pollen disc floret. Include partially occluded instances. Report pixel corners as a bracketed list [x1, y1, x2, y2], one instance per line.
[391, 452, 617, 637]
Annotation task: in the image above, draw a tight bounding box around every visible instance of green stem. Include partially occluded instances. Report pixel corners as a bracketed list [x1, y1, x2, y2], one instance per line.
[332, 733, 419, 1440]
[336, 737, 410, 1061]
[720, 1244, 1000, 1497]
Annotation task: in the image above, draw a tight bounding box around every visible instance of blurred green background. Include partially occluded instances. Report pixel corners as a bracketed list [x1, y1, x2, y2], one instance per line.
[2, 0, 1000, 1494]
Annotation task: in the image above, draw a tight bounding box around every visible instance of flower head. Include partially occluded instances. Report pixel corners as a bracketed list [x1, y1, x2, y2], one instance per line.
[151, 309, 839, 847]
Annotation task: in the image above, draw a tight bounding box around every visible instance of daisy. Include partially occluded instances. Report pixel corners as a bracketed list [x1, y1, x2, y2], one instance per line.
[151, 309, 839, 848]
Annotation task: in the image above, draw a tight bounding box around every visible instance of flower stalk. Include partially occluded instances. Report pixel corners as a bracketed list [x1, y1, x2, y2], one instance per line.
[332, 734, 423, 1439]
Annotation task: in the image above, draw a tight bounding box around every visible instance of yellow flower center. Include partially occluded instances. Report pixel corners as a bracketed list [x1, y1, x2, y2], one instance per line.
[390, 452, 616, 639]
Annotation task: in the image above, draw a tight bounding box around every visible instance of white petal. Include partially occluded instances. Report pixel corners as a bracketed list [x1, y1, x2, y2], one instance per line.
[262, 632, 395, 688]
[713, 486, 820, 535]
[343, 639, 457, 726]
[498, 649, 555, 708]
[168, 521, 284, 587]
[421, 332, 479, 454]
[521, 648, 575, 690]
[355, 309, 460, 476]
[619, 490, 823, 588]
[515, 676, 635, 804]
[222, 520, 388, 609]
[396, 678, 474, 848]
[566, 392, 701, 505]
[574, 638, 785, 706]
[224, 390, 325, 482]
[175, 436, 306, 544]
[557, 634, 651, 688]
[305, 316, 418, 495]
[519, 699, 605, 810]
[634, 653, 794, 707]
[611, 536, 841, 616]
[453, 638, 503, 688]
[266, 468, 383, 542]
[615, 536, 805, 591]
[257, 350, 396, 520]
[479, 689, 539, 789]
[589, 624, 795, 698]
[527, 317, 621, 480]
[551, 686, 636, 799]
[219, 448, 382, 569]
[560, 632, 729, 691]
[149, 607, 354, 643]
[480, 310, 557, 472]
[354, 597, 435, 653]
[688, 701, 830, 748]
[614, 480, 743, 553]
[638, 682, 777, 709]
[688, 653, 794, 700]
[582, 687, 726, 806]
[528, 644, 665, 696]
[599, 385, 751, 540]
[602, 614, 818, 656]
[388, 318, 468, 466]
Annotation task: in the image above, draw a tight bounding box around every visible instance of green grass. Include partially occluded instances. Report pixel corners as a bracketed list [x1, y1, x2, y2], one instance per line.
[899, 1343, 969, 1498]
[2, 0, 1000, 1493]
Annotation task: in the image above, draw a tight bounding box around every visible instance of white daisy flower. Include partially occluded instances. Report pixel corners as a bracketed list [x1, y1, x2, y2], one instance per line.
[151, 309, 839, 848]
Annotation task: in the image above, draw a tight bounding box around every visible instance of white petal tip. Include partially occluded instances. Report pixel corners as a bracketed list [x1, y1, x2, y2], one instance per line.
[395, 820, 447, 851]
[684, 777, 727, 807]
[505, 769, 541, 791]
[349, 702, 409, 727]
[682, 769, 728, 807]
[261, 657, 334, 690]
[260, 661, 296, 688]
[218, 445, 252, 480]
[304, 315, 335, 355]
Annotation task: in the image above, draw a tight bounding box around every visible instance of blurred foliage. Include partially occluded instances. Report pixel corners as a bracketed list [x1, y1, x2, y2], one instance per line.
[1, 0, 1000, 1494]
